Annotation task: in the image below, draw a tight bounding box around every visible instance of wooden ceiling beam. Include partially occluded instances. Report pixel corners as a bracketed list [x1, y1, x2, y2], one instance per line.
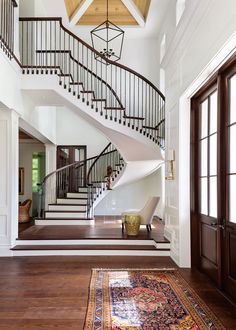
[70, 0, 94, 26]
[121, 0, 145, 27]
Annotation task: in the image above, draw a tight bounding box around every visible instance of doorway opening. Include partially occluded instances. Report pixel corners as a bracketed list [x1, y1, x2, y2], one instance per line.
[19, 130, 45, 232]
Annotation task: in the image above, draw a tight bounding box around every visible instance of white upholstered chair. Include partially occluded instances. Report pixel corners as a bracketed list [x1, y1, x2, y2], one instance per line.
[121, 196, 160, 232]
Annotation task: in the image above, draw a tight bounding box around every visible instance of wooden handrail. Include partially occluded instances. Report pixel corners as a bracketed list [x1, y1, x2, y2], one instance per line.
[42, 154, 97, 185]
[11, 0, 17, 7]
[35, 49, 123, 108]
[86, 142, 111, 183]
[19, 17, 165, 101]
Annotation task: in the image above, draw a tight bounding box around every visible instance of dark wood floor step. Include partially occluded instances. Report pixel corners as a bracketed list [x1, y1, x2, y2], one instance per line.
[11, 245, 169, 251]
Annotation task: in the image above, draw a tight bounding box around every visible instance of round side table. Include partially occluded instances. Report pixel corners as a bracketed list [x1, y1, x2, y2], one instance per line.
[124, 214, 141, 236]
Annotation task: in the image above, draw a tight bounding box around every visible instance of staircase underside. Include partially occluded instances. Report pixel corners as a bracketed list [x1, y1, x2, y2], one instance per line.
[21, 75, 164, 187]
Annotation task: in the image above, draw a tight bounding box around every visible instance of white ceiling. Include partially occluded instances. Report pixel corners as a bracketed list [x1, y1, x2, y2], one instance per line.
[22, 0, 171, 40]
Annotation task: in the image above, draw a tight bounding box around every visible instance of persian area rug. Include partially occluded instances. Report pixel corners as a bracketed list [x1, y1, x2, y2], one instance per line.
[84, 269, 225, 330]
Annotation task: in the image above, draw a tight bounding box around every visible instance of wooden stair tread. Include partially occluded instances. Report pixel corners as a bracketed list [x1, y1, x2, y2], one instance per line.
[11, 245, 169, 251]
[104, 107, 125, 110]
[48, 203, 87, 206]
[123, 115, 145, 120]
[35, 218, 92, 221]
[46, 210, 86, 213]
[70, 82, 83, 85]
[92, 98, 106, 102]
[59, 197, 88, 200]
[36, 50, 70, 53]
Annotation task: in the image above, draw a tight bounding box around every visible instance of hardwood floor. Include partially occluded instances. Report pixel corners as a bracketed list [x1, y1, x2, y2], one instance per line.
[18, 217, 168, 243]
[0, 256, 235, 329]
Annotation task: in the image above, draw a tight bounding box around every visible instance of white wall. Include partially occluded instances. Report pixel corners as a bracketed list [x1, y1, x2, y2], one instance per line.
[56, 107, 109, 158]
[95, 167, 164, 218]
[0, 108, 19, 256]
[158, 0, 236, 266]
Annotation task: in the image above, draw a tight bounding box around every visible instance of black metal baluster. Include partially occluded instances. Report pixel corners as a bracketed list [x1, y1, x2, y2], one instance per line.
[63, 29, 66, 89]
[31, 21, 34, 73]
[77, 41, 80, 99]
[36, 20, 38, 73]
[40, 20, 43, 74]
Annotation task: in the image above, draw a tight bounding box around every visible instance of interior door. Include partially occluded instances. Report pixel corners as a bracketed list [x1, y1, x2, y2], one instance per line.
[222, 63, 236, 301]
[57, 146, 87, 193]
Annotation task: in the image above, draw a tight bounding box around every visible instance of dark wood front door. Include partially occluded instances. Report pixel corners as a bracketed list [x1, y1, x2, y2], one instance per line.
[222, 63, 236, 301]
[191, 54, 236, 301]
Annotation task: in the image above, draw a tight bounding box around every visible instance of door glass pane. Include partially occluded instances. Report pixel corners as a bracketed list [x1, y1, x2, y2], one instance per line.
[201, 177, 208, 215]
[230, 125, 236, 173]
[210, 134, 217, 176]
[201, 139, 208, 176]
[230, 175, 236, 223]
[201, 99, 208, 138]
[230, 74, 236, 124]
[209, 176, 217, 218]
[210, 91, 217, 134]
[75, 149, 80, 162]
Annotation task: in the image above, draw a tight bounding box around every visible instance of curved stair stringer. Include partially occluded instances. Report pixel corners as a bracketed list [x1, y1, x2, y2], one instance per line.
[21, 74, 164, 171]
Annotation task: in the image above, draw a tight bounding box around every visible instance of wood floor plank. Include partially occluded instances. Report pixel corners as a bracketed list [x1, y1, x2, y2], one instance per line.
[0, 256, 235, 329]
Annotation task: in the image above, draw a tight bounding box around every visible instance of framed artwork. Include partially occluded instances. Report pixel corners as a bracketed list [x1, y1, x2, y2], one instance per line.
[19, 167, 24, 195]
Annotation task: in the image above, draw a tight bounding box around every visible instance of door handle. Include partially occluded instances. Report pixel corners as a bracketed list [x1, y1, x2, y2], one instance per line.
[210, 223, 225, 230]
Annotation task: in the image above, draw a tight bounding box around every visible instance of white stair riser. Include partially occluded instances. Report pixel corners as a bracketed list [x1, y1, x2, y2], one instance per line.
[67, 192, 87, 198]
[57, 198, 87, 205]
[12, 250, 171, 257]
[45, 212, 87, 219]
[48, 205, 87, 211]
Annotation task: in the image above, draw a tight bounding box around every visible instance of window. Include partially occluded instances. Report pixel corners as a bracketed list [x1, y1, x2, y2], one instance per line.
[160, 34, 166, 63]
[32, 154, 40, 193]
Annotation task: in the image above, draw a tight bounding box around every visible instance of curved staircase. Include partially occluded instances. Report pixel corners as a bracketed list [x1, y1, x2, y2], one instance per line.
[0, 7, 170, 256]
[36, 143, 125, 224]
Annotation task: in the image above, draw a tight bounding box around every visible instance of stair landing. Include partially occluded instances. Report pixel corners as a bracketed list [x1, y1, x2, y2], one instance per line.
[14, 218, 170, 256]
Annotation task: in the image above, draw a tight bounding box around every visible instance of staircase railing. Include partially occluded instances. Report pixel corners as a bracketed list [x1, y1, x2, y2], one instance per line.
[0, 0, 17, 59]
[19, 17, 165, 148]
[38, 143, 124, 219]
[86, 143, 124, 212]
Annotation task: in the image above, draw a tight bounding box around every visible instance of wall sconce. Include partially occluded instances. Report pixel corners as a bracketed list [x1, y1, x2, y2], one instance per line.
[165, 149, 175, 180]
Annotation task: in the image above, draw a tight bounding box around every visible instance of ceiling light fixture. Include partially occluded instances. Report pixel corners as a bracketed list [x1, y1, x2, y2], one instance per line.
[90, 0, 125, 63]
